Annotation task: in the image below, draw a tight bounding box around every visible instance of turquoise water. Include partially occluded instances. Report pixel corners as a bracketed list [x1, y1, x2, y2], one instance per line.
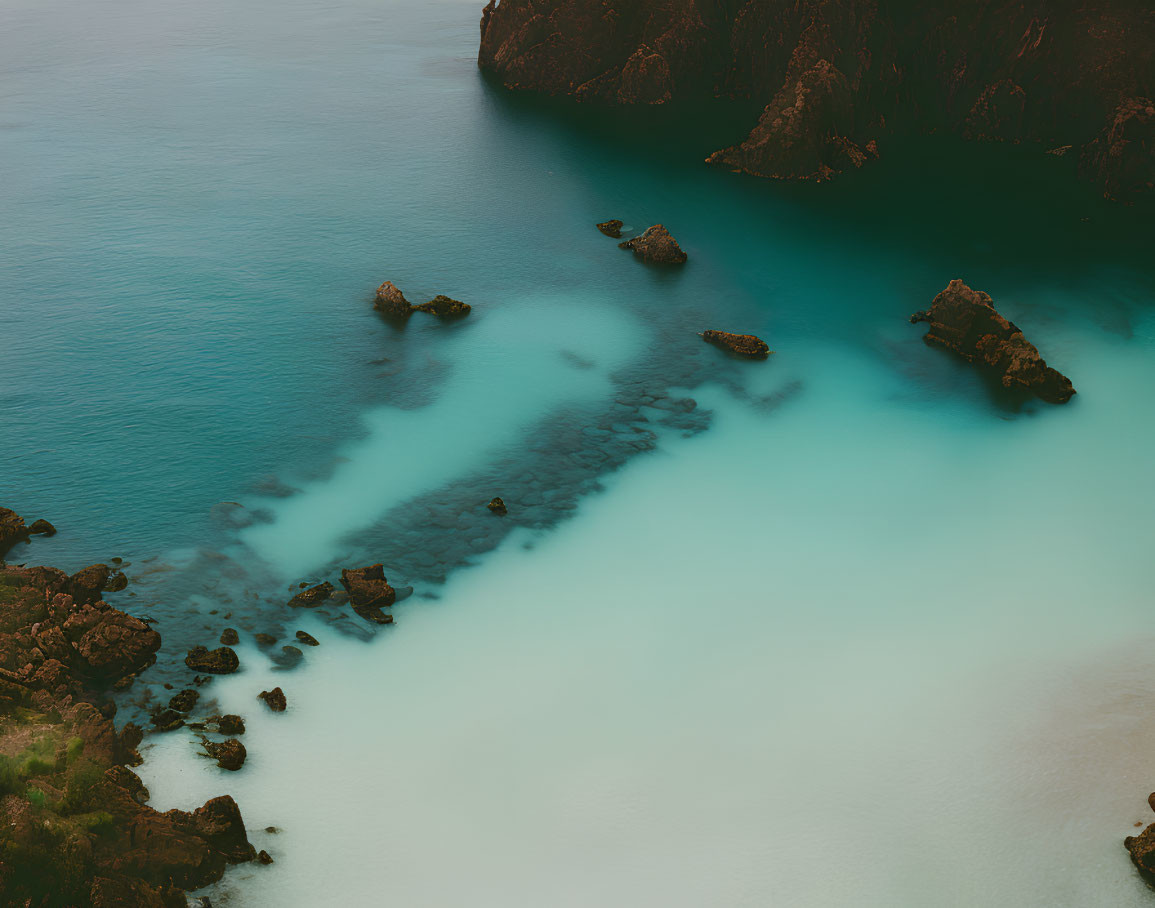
[3, 0, 1155, 904]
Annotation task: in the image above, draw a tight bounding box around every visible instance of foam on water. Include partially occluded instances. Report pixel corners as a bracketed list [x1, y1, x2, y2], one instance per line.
[138, 308, 1155, 907]
[241, 298, 644, 578]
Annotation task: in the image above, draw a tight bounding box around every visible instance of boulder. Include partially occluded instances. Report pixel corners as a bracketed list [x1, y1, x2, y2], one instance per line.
[295, 630, 320, 647]
[618, 225, 687, 264]
[340, 564, 396, 624]
[28, 519, 56, 536]
[169, 689, 199, 713]
[415, 295, 471, 318]
[374, 280, 414, 318]
[596, 219, 624, 238]
[216, 714, 245, 736]
[911, 279, 1075, 403]
[184, 646, 240, 675]
[701, 330, 772, 359]
[258, 687, 287, 712]
[203, 738, 246, 772]
[487, 497, 508, 515]
[287, 581, 334, 608]
[219, 628, 239, 646]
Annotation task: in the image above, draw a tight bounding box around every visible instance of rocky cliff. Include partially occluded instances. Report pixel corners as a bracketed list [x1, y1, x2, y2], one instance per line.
[478, 0, 1154, 200]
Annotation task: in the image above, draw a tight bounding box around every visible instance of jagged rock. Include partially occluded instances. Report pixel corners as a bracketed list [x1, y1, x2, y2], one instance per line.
[478, 0, 1155, 200]
[185, 646, 240, 675]
[220, 628, 239, 646]
[487, 497, 508, 515]
[203, 738, 247, 771]
[258, 687, 287, 712]
[287, 581, 334, 608]
[169, 689, 199, 713]
[701, 330, 772, 359]
[1126, 794, 1155, 884]
[257, 850, 275, 865]
[28, 518, 56, 536]
[216, 714, 245, 736]
[374, 280, 414, 318]
[596, 219, 624, 237]
[0, 507, 30, 556]
[415, 295, 471, 318]
[911, 279, 1075, 404]
[295, 630, 320, 647]
[340, 564, 396, 624]
[618, 225, 687, 264]
[151, 708, 185, 732]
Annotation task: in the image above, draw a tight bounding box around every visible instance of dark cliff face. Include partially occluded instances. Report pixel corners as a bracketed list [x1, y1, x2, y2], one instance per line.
[478, 0, 1154, 200]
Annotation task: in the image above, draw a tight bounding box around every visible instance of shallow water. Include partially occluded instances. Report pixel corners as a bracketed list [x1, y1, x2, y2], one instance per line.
[3, 0, 1155, 905]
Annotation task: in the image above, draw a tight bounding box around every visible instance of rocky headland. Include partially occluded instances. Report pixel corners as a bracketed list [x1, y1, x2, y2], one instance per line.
[478, 0, 1154, 200]
[0, 509, 256, 906]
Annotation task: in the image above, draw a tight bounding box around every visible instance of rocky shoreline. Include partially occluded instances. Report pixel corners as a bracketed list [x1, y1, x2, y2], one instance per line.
[0, 508, 257, 907]
[477, 0, 1154, 201]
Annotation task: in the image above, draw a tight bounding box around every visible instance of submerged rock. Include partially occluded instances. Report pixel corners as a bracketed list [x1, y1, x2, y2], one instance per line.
[340, 564, 396, 624]
[415, 295, 471, 318]
[596, 219, 624, 238]
[618, 225, 687, 264]
[254, 632, 277, 647]
[374, 280, 414, 318]
[220, 627, 240, 646]
[487, 497, 508, 515]
[701, 330, 772, 359]
[151, 708, 185, 732]
[911, 279, 1075, 403]
[258, 687, 287, 712]
[169, 689, 200, 712]
[185, 646, 240, 675]
[288, 581, 334, 608]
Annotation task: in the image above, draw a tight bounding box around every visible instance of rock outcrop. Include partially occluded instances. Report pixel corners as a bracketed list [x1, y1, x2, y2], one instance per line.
[288, 581, 334, 608]
[1125, 793, 1155, 883]
[340, 564, 396, 624]
[0, 551, 256, 905]
[374, 280, 414, 318]
[478, 0, 1155, 201]
[596, 219, 624, 237]
[416, 295, 472, 318]
[0, 507, 31, 556]
[911, 279, 1075, 403]
[618, 224, 687, 263]
[701, 330, 772, 359]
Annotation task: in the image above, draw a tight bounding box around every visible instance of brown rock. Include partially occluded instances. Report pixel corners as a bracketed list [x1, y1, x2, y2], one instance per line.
[295, 630, 320, 647]
[487, 497, 508, 515]
[0, 506, 31, 556]
[415, 295, 471, 318]
[701, 330, 772, 359]
[257, 849, 275, 865]
[216, 714, 246, 736]
[596, 219, 624, 238]
[340, 564, 396, 624]
[203, 738, 247, 772]
[374, 280, 414, 318]
[618, 225, 687, 264]
[169, 689, 199, 713]
[28, 518, 56, 536]
[258, 687, 287, 712]
[287, 581, 334, 608]
[185, 646, 240, 675]
[220, 628, 239, 646]
[911, 279, 1075, 404]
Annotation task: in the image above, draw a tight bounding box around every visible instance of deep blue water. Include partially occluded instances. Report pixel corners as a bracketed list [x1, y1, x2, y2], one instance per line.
[3, 0, 1155, 904]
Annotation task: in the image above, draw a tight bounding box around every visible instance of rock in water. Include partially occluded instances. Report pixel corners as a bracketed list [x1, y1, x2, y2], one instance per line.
[596, 219, 624, 238]
[911, 279, 1075, 403]
[288, 580, 334, 608]
[374, 280, 414, 318]
[701, 330, 772, 359]
[204, 738, 247, 771]
[618, 225, 687, 264]
[0, 506, 31, 555]
[258, 687, 287, 712]
[340, 564, 396, 624]
[487, 497, 508, 515]
[415, 295, 471, 318]
[220, 627, 240, 645]
[28, 518, 56, 536]
[185, 646, 240, 674]
[169, 689, 200, 712]
[216, 714, 246, 735]
[295, 630, 320, 647]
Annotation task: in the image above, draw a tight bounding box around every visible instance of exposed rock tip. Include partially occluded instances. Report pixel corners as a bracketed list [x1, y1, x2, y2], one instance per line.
[618, 224, 687, 264]
[596, 219, 624, 238]
[701, 330, 772, 359]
